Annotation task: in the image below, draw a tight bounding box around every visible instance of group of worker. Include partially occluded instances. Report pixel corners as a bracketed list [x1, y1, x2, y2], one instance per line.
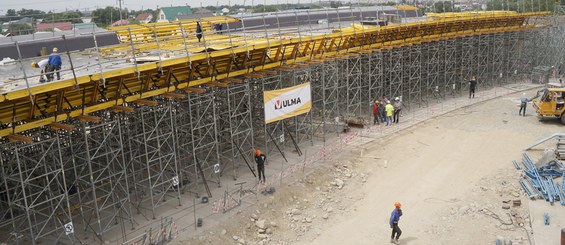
[255, 148, 405, 244]
[372, 96, 403, 126]
[31, 47, 62, 83]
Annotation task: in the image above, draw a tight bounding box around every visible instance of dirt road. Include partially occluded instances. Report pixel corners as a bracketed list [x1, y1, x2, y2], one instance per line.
[180, 87, 564, 245]
[298, 90, 563, 245]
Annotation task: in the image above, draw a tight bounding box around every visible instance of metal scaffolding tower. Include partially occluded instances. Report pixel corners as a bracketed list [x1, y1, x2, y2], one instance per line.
[71, 118, 133, 239]
[2, 13, 565, 245]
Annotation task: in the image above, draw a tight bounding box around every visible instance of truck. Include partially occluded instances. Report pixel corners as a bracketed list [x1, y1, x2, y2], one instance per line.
[532, 86, 565, 124]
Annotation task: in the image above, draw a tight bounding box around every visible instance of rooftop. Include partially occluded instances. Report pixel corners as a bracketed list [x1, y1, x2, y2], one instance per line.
[135, 13, 152, 21]
[161, 6, 193, 22]
[36, 22, 73, 31]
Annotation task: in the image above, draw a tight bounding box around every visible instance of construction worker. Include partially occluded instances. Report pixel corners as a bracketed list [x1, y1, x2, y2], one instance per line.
[31, 59, 49, 83]
[389, 202, 403, 244]
[47, 47, 62, 80]
[469, 76, 477, 98]
[372, 100, 381, 125]
[519, 93, 532, 116]
[196, 22, 203, 42]
[380, 96, 388, 122]
[385, 100, 394, 126]
[255, 149, 266, 183]
[393, 97, 402, 124]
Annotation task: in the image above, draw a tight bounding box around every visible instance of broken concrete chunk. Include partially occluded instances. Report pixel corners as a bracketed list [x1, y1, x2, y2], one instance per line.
[255, 219, 266, 229]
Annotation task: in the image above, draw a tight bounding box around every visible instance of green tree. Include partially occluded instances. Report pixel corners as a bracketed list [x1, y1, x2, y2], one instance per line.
[330, 1, 343, 8]
[252, 5, 279, 13]
[433, 1, 456, 12]
[6, 9, 16, 16]
[7, 23, 33, 35]
[17, 8, 46, 19]
[1, 9, 18, 22]
[92, 7, 128, 27]
[43, 11, 83, 24]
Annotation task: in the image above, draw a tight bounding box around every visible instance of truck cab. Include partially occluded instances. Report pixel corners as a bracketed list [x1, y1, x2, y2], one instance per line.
[532, 87, 565, 124]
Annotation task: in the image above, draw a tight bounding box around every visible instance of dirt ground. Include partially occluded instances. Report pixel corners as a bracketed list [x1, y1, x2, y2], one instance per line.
[175, 87, 564, 245]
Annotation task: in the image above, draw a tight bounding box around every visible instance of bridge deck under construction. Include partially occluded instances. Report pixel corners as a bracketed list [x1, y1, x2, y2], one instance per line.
[0, 11, 548, 138]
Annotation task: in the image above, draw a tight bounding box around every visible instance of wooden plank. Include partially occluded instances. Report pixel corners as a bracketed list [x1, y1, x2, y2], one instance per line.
[8, 134, 33, 143]
[224, 78, 243, 84]
[183, 87, 206, 93]
[135, 99, 159, 106]
[113, 105, 135, 113]
[163, 92, 186, 99]
[206, 82, 229, 88]
[275, 66, 295, 71]
[308, 60, 324, 64]
[77, 115, 101, 123]
[243, 73, 264, 79]
[295, 63, 309, 68]
[258, 70, 277, 75]
[49, 122, 75, 131]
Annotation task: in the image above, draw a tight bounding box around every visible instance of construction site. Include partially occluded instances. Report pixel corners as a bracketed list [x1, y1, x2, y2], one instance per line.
[1, 4, 565, 245]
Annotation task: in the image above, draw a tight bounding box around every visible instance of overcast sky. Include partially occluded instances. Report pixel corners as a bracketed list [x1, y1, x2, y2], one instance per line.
[0, 0, 322, 13]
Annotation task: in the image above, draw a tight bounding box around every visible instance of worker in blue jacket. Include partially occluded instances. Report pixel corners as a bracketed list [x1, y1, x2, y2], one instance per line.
[47, 47, 62, 81]
[389, 202, 403, 244]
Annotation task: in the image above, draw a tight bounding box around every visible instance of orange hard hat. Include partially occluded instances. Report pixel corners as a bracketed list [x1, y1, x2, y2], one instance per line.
[256, 149, 261, 155]
[394, 202, 401, 207]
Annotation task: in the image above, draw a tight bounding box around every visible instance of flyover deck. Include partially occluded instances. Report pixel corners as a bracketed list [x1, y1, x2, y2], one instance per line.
[0, 11, 550, 139]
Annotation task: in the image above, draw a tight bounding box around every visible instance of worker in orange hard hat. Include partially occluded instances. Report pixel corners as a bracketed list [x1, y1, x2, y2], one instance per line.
[254, 149, 266, 183]
[389, 202, 403, 244]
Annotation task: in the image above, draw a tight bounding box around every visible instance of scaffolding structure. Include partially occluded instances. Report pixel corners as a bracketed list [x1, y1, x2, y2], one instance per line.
[1, 12, 565, 245]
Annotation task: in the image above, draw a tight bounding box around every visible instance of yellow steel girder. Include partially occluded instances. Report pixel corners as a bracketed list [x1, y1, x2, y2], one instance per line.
[0, 12, 550, 139]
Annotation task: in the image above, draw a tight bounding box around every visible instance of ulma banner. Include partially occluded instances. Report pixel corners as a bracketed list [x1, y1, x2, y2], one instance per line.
[263, 82, 312, 124]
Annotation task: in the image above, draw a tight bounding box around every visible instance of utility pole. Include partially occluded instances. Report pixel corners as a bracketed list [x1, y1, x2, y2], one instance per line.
[117, 0, 124, 21]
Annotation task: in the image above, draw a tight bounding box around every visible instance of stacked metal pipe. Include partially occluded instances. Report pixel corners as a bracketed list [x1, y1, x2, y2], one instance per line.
[516, 152, 565, 205]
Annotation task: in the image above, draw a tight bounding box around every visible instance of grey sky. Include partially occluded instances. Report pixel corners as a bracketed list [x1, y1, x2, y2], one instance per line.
[0, 0, 316, 13]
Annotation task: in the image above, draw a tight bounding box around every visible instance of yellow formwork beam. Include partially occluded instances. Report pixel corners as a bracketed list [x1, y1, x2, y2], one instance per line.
[0, 12, 549, 138]
[108, 16, 240, 44]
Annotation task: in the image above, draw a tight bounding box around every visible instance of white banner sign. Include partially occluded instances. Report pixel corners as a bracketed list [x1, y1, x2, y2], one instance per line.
[263, 82, 312, 124]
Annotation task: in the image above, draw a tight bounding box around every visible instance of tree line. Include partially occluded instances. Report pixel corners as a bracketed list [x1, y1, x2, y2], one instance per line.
[0, 0, 559, 35]
[1, 9, 83, 23]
